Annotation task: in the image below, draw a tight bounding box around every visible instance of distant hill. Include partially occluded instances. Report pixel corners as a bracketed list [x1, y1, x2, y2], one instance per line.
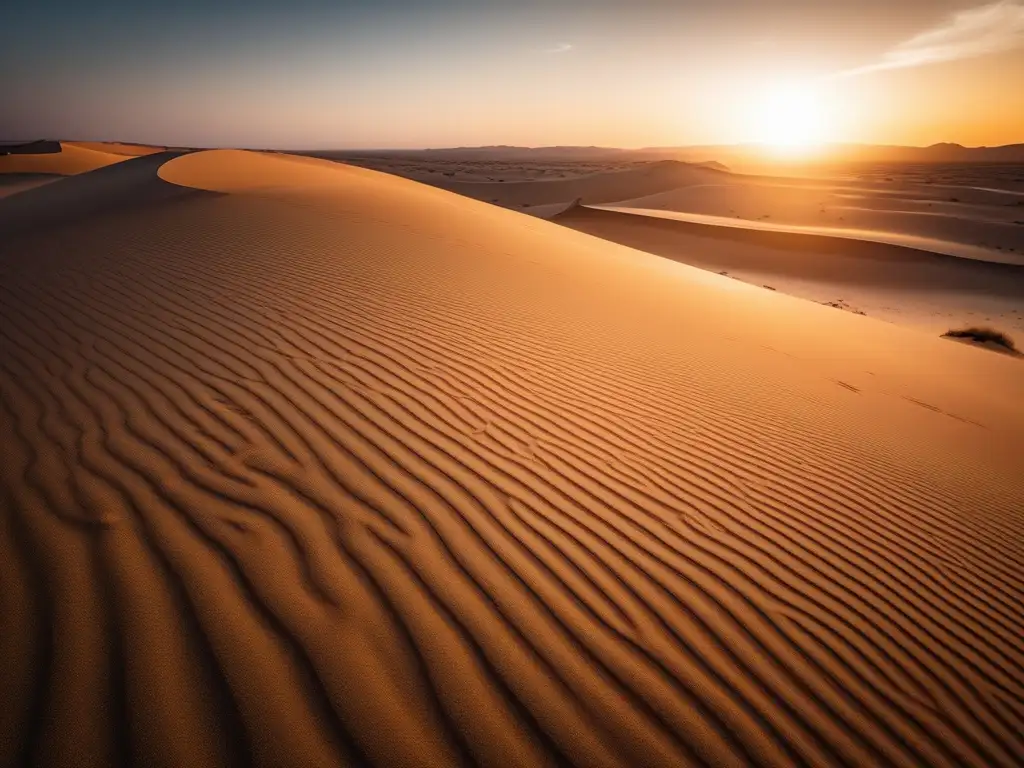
[304, 142, 1024, 170]
[645, 143, 1024, 167]
[905, 143, 1024, 163]
[811, 143, 1024, 164]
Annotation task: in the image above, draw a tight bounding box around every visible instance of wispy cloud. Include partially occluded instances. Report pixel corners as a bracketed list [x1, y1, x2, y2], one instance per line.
[836, 0, 1024, 78]
[544, 43, 574, 54]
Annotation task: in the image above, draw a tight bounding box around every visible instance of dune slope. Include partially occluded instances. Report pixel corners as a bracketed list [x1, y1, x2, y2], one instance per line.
[342, 155, 1024, 268]
[67, 141, 168, 157]
[555, 205, 1024, 335]
[0, 142, 128, 176]
[614, 180, 1024, 265]
[0, 151, 197, 239]
[2, 149, 1023, 768]
[433, 159, 726, 210]
[0, 175, 60, 200]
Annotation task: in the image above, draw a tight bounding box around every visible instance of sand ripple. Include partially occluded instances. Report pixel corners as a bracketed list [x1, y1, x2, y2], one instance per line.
[2, 150, 1023, 767]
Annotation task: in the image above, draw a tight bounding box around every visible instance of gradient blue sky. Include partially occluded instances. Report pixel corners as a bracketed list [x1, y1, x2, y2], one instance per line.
[3, 0, 1022, 148]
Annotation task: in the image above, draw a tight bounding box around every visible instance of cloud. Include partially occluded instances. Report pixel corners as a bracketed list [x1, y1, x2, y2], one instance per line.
[837, 0, 1024, 78]
[544, 43, 574, 54]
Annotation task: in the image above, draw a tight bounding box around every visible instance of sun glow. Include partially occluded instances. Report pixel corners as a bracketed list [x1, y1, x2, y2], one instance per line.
[749, 81, 828, 153]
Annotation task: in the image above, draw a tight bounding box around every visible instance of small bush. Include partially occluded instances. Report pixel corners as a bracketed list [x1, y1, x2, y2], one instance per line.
[942, 327, 1019, 353]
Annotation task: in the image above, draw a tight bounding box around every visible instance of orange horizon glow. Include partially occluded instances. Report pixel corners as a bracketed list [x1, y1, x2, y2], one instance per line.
[2, 2, 1023, 150]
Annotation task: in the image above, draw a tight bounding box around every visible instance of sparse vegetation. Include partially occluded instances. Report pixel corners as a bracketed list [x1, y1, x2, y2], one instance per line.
[942, 327, 1019, 354]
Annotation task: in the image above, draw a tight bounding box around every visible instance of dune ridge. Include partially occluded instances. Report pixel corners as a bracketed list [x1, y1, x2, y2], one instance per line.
[66, 142, 168, 157]
[0, 151, 201, 240]
[334, 153, 1023, 261]
[553, 205, 1024, 334]
[607, 180, 1024, 265]
[592, 203, 1024, 265]
[2, 149, 1023, 767]
[0, 142, 129, 176]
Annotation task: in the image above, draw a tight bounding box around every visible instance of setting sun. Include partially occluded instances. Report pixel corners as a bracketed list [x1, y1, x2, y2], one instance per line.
[750, 81, 828, 151]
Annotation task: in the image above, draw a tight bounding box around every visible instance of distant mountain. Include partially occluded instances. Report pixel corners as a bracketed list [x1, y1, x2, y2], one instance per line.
[827, 143, 1024, 163]
[913, 143, 1024, 162]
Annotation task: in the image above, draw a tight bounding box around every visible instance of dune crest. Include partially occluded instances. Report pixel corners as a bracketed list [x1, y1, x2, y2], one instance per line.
[2, 149, 1023, 767]
[67, 141, 168, 157]
[0, 142, 128, 176]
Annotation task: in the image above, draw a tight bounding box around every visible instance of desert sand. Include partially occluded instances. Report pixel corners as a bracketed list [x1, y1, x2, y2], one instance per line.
[2, 148, 1024, 767]
[0, 142, 137, 201]
[67, 141, 169, 157]
[0, 176, 60, 200]
[333, 154, 1024, 336]
[0, 142, 130, 175]
[556, 204, 1024, 335]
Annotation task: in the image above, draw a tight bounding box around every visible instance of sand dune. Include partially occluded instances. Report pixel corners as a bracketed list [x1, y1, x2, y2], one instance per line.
[557, 205, 1024, 335]
[0, 142, 129, 176]
[593, 203, 1023, 265]
[0, 150, 196, 239]
[0, 175, 60, 200]
[615, 179, 1024, 264]
[67, 141, 167, 157]
[431, 159, 727, 210]
[341, 153, 1023, 263]
[2, 149, 1023, 767]
[361, 153, 1023, 334]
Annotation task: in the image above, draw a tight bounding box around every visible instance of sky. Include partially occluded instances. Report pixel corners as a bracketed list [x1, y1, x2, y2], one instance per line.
[2, 0, 1023, 149]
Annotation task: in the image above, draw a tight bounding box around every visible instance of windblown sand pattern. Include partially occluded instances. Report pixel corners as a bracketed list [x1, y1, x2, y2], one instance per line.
[2, 150, 1023, 767]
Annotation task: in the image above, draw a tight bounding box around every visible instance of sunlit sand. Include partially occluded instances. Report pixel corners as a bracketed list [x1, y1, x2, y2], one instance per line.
[2, 145, 1023, 766]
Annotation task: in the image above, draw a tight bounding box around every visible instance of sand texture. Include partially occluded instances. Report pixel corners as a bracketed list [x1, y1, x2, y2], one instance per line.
[2, 149, 1024, 767]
